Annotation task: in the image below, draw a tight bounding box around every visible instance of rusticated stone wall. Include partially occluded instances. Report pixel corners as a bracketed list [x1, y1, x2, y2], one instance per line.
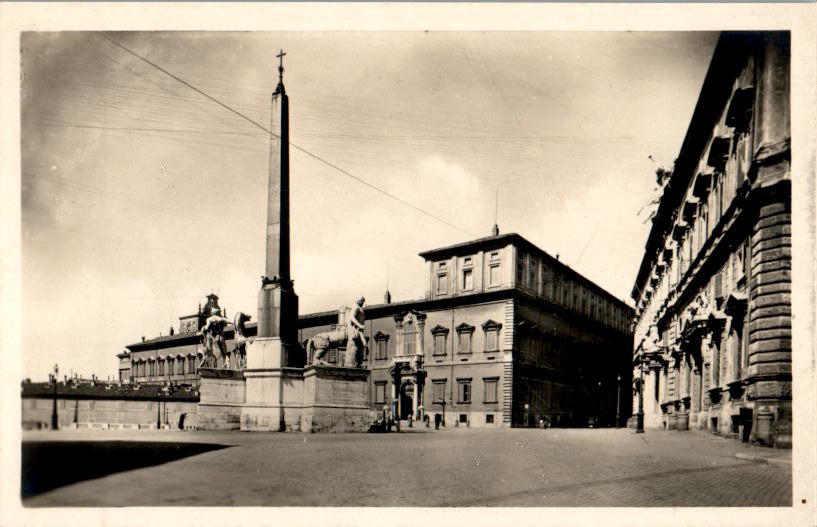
[747, 196, 791, 447]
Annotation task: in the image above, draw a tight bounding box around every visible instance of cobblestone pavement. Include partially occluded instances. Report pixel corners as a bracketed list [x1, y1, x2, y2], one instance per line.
[21, 428, 792, 507]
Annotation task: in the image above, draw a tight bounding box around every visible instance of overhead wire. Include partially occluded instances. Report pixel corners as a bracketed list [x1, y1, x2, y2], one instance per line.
[97, 33, 477, 238]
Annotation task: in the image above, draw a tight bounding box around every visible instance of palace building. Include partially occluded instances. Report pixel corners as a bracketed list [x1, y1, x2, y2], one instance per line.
[630, 32, 791, 447]
[117, 230, 633, 429]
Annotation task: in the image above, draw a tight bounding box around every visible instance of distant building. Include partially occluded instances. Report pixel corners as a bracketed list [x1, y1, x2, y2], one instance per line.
[114, 231, 633, 428]
[631, 32, 791, 447]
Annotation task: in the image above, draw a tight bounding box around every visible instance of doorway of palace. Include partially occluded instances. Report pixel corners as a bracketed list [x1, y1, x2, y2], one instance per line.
[400, 382, 414, 420]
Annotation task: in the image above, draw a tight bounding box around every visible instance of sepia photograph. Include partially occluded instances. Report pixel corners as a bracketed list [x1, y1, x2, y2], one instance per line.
[1, 3, 815, 525]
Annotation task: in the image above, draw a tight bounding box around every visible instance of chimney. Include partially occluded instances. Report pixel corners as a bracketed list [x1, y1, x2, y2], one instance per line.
[491, 224, 499, 237]
[142, 336, 146, 342]
[384, 290, 392, 304]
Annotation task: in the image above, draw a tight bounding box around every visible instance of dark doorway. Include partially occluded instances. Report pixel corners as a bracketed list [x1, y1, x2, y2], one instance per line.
[400, 383, 414, 420]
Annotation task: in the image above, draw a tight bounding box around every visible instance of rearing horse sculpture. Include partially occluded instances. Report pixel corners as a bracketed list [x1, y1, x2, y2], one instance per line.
[232, 311, 253, 369]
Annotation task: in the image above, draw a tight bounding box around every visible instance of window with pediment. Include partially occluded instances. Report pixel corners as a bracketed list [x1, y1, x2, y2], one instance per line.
[430, 325, 449, 356]
[456, 322, 475, 354]
[482, 320, 502, 352]
[374, 331, 389, 360]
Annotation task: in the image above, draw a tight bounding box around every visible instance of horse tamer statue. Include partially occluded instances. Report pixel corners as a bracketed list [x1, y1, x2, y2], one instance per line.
[307, 297, 367, 368]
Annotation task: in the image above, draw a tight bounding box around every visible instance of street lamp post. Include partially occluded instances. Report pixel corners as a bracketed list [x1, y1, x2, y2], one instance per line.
[51, 364, 59, 430]
[635, 361, 645, 433]
[616, 374, 621, 429]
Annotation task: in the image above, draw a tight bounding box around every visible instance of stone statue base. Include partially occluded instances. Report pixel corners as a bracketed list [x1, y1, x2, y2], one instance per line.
[241, 337, 304, 431]
[302, 365, 372, 433]
[196, 340, 372, 432]
[198, 368, 245, 430]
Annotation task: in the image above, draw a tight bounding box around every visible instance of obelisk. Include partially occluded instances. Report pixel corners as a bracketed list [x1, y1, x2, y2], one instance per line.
[242, 50, 304, 432]
[254, 50, 300, 365]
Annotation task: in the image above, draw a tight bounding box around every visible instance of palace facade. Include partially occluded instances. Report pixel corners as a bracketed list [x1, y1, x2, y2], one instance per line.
[118, 231, 633, 428]
[631, 32, 791, 447]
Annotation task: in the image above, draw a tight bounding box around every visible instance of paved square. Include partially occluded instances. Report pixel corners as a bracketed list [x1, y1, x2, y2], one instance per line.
[22, 428, 791, 507]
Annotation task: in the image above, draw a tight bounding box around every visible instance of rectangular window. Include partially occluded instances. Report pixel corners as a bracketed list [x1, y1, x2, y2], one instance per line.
[167, 358, 174, 376]
[457, 379, 472, 404]
[459, 413, 468, 423]
[375, 382, 387, 404]
[485, 329, 499, 352]
[403, 333, 416, 357]
[462, 269, 473, 291]
[187, 357, 195, 373]
[437, 273, 448, 294]
[177, 358, 184, 375]
[458, 331, 472, 354]
[486, 414, 494, 424]
[517, 256, 526, 287]
[483, 378, 498, 403]
[489, 264, 500, 287]
[148, 360, 155, 377]
[529, 261, 537, 290]
[433, 333, 447, 356]
[433, 380, 446, 403]
[158, 360, 164, 376]
[376, 339, 387, 360]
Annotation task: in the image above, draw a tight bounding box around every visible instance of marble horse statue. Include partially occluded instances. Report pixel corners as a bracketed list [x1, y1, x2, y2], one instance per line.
[307, 297, 367, 368]
[232, 311, 253, 369]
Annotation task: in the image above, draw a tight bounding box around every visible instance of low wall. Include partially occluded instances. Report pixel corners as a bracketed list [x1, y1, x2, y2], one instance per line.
[22, 397, 200, 430]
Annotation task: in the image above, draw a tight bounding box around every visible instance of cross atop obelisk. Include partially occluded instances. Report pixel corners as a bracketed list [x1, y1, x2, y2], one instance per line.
[256, 49, 299, 363]
[276, 49, 286, 85]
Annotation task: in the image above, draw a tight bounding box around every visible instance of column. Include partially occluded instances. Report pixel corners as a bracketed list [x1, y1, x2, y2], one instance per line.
[660, 366, 667, 404]
[412, 381, 419, 419]
[709, 334, 720, 388]
[729, 323, 740, 383]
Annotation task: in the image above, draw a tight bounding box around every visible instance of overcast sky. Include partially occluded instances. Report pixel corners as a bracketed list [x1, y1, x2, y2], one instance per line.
[20, 31, 719, 381]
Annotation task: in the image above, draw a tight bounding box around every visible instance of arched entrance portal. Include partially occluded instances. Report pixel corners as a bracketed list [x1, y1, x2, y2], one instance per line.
[400, 382, 414, 420]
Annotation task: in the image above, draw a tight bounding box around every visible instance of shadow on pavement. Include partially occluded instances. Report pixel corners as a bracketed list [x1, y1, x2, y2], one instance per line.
[22, 440, 230, 499]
